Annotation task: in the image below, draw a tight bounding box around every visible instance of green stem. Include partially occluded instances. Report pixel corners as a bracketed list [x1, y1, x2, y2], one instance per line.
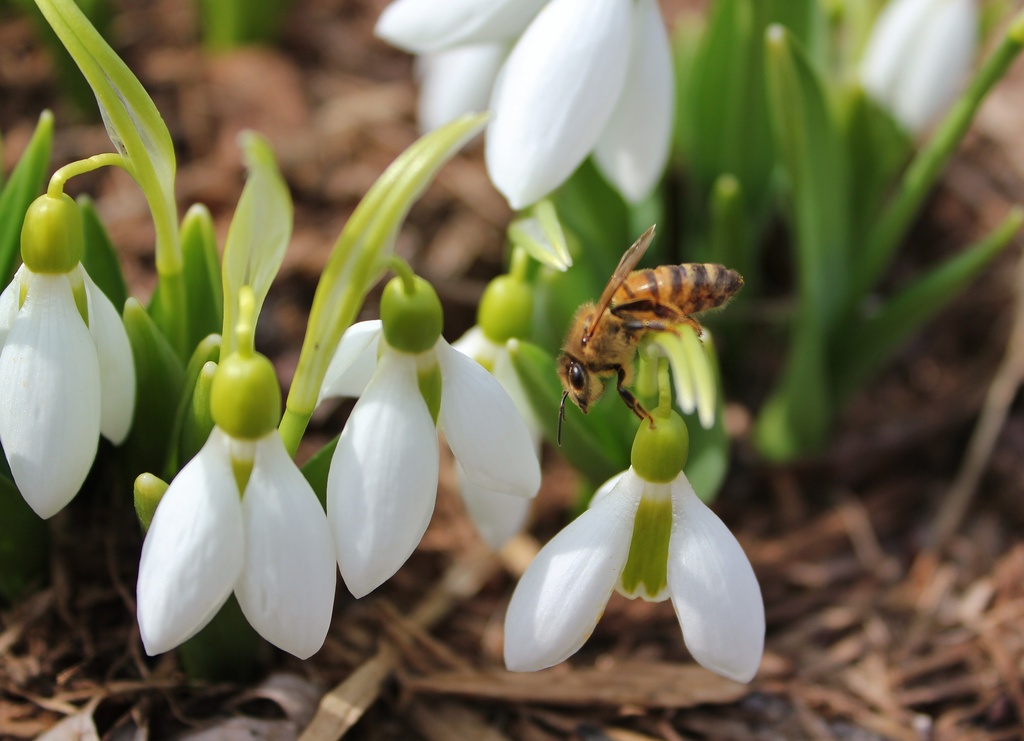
[279, 407, 312, 458]
[47, 153, 126, 198]
[855, 10, 1024, 301]
[656, 357, 672, 418]
[387, 255, 417, 293]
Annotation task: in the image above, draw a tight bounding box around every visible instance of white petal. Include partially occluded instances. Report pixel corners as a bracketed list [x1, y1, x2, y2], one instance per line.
[503, 471, 642, 671]
[376, 0, 546, 54]
[860, 0, 976, 133]
[0, 274, 99, 518]
[892, 0, 976, 133]
[667, 474, 764, 683]
[593, 0, 674, 202]
[136, 429, 245, 655]
[235, 432, 337, 659]
[0, 264, 28, 349]
[457, 460, 532, 549]
[436, 339, 540, 497]
[485, 0, 632, 208]
[450, 325, 499, 367]
[327, 349, 439, 598]
[491, 346, 542, 447]
[418, 44, 507, 133]
[319, 321, 382, 403]
[81, 267, 135, 444]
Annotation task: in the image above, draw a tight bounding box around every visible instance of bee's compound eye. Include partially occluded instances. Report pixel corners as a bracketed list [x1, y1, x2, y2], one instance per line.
[569, 363, 586, 391]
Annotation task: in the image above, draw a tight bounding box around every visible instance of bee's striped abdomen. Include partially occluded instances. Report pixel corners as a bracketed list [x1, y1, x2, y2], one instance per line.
[619, 263, 743, 315]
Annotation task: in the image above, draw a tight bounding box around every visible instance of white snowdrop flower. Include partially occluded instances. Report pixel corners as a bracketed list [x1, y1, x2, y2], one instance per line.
[417, 44, 507, 135]
[0, 194, 135, 518]
[452, 326, 541, 549]
[137, 351, 336, 659]
[321, 274, 540, 598]
[504, 413, 764, 683]
[860, 0, 978, 134]
[377, 0, 674, 207]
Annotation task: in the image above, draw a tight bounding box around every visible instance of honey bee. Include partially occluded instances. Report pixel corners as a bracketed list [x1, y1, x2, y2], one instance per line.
[557, 225, 743, 443]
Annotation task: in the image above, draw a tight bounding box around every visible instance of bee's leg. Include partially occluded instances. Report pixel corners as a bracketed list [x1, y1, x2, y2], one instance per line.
[614, 365, 654, 428]
[622, 317, 702, 337]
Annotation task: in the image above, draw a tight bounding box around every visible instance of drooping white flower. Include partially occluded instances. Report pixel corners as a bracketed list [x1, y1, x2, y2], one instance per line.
[321, 319, 540, 597]
[0, 195, 135, 519]
[504, 467, 764, 683]
[452, 326, 542, 548]
[136, 427, 337, 659]
[377, 0, 674, 207]
[859, 0, 978, 134]
[417, 44, 507, 134]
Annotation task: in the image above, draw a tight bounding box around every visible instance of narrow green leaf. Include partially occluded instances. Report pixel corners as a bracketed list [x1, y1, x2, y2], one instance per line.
[508, 340, 629, 487]
[0, 111, 53, 283]
[842, 86, 912, 246]
[754, 324, 832, 461]
[708, 174, 753, 288]
[856, 9, 1024, 301]
[551, 158, 632, 270]
[835, 208, 1023, 402]
[221, 132, 291, 355]
[0, 473, 49, 602]
[180, 204, 223, 351]
[165, 333, 221, 476]
[765, 24, 850, 330]
[77, 195, 127, 310]
[123, 298, 186, 476]
[177, 361, 217, 471]
[300, 435, 337, 510]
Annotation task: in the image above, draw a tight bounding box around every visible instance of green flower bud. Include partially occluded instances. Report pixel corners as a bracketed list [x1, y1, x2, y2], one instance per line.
[478, 275, 534, 343]
[631, 410, 689, 483]
[380, 275, 443, 354]
[211, 352, 281, 440]
[21, 194, 84, 274]
[134, 472, 169, 532]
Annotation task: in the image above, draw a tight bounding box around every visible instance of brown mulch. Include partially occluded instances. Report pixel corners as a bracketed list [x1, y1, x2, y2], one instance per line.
[2, 1, 1024, 739]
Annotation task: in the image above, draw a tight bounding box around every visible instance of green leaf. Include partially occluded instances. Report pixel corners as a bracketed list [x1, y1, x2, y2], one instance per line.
[551, 158, 633, 270]
[123, 298, 186, 476]
[197, 0, 288, 50]
[283, 113, 487, 450]
[180, 204, 223, 351]
[0, 473, 48, 602]
[754, 324, 832, 461]
[708, 174, 753, 287]
[842, 85, 912, 246]
[765, 23, 850, 330]
[300, 435, 337, 510]
[165, 333, 221, 476]
[855, 9, 1024, 302]
[834, 208, 1023, 403]
[0, 111, 53, 283]
[221, 132, 291, 355]
[508, 340, 629, 487]
[177, 361, 217, 472]
[36, 0, 186, 354]
[78, 194, 127, 310]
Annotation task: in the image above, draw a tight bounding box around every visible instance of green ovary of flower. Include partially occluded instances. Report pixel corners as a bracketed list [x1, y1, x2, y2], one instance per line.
[630, 410, 689, 483]
[478, 276, 534, 343]
[21, 194, 84, 274]
[380, 275, 443, 353]
[211, 352, 282, 440]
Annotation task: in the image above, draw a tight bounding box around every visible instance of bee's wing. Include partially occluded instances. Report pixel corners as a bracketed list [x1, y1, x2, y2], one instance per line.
[582, 224, 656, 343]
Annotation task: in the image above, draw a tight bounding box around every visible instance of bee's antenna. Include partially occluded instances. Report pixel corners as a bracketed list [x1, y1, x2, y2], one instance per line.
[557, 391, 568, 446]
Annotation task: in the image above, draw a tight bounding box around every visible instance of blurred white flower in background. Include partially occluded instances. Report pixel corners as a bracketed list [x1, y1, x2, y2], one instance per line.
[859, 0, 978, 134]
[377, 0, 674, 208]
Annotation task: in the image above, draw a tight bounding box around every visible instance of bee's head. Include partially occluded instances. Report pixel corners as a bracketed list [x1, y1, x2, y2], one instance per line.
[558, 353, 594, 415]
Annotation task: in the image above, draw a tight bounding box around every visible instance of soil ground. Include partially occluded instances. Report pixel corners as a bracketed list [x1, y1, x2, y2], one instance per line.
[2, 1, 1024, 739]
